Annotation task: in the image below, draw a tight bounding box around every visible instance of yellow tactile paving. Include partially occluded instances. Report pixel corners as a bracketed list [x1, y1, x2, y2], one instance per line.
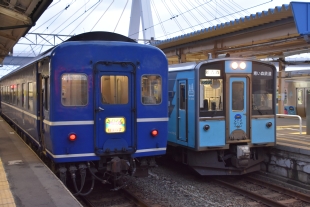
[0, 159, 16, 207]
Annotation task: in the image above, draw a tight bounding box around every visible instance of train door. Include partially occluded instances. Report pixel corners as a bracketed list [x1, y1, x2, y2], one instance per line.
[228, 77, 249, 140]
[94, 62, 136, 155]
[177, 80, 187, 142]
[37, 73, 46, 153]
[296, 88, 306, 117]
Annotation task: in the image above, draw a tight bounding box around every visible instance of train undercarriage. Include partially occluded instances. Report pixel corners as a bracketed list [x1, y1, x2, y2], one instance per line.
[167, 144, 266, 175]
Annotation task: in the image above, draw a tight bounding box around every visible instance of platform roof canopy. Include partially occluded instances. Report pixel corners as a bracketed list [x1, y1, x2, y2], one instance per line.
[152, 2, 310, 64]
[0, 0, 52, 65]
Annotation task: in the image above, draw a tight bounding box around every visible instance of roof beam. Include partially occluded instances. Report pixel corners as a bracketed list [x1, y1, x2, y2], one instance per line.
[0, 6, 32, 24]
[0, 31, 16, 41]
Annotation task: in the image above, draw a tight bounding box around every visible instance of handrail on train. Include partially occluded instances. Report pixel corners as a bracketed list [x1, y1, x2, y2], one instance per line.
[276, 114, 302, 135]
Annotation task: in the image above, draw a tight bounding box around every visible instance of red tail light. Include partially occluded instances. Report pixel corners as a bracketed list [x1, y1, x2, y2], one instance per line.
[151, 129, 158, 137]
[69, 133, 77, 141]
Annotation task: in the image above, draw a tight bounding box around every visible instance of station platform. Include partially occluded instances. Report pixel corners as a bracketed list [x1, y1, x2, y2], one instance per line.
[276, 117, 310, 152]
[0, 118, 82, 207]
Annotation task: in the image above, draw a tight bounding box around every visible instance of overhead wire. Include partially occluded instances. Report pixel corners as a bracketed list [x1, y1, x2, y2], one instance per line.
[169, 0, 196, 32]
[179, 0, 204, 29]
[129, 0, 213, 38]
[194, 0, 220, 26]
[90, 0, 114, 31]
[156, 0, 274, 39]
[151, 0, 168, 38]
[161, 0, 185, 34]
[185, 0, 210, 27]
[114, 0, 129, 32]
[67, 0, 103, 35]
[229, 0, 251, 15]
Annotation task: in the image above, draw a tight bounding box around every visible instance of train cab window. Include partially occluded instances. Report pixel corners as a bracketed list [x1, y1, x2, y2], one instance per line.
[61, 74, 88, 106]
[200, 79, 224, 112]
[141, 75, 162, 105]
[22, 83, 26, 108]
[28, 82, 33, 111]
[101, 75, 128, 104]
[252, 62, 275, 115]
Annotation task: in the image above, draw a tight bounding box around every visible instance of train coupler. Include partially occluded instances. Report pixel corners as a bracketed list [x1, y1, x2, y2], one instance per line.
[231, 145, 250, 168]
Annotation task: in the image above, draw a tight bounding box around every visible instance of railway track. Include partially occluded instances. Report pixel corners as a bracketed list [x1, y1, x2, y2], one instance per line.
[78, 184, 151, 207]
[214, 175, 310, 207]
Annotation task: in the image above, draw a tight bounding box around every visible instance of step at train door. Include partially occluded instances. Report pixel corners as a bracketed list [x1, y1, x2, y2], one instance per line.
[227, 77, 249, 141]
[177, 80, 188, 142]
[94, 61, 136, 155]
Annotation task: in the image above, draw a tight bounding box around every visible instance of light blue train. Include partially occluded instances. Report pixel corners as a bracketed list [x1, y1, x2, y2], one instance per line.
[167, 58, 276, 175]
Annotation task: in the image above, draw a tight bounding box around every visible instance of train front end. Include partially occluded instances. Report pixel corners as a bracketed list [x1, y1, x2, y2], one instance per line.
[168, 58, 276, 175]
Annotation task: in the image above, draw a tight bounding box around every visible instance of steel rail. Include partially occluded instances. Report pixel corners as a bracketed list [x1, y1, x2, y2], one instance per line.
[121, 188, 151, 207]
[214, 179, 287, 207]
[245, 176, 310, 203]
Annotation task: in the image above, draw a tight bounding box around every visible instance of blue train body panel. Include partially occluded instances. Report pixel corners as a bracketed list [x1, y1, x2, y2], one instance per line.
[251, 118, 276, 144]
[199, 120, 225, 147]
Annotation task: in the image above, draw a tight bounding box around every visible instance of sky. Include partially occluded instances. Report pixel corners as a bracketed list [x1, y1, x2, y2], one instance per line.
[1, 0, 310, 76]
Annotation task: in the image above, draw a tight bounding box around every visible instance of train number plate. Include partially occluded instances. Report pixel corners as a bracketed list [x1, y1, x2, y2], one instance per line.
[105, 117, 126, 133]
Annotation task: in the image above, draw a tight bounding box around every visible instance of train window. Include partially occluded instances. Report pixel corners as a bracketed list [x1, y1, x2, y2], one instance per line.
[61, 74, 88, 106]
[44, 78, 49, 110]
[17, 84, 20, 106]
[101, 75, 128, 104]
[200, 79, 223, 112]
[179, 84, 186, 109]
[22, 83, 26, 108]
[252, 62, 274, 115]
[28, 82, 33, 111]
[12, 85, 16, 105]
[141, 75, 162, 105]
[232, 81, 244, 111]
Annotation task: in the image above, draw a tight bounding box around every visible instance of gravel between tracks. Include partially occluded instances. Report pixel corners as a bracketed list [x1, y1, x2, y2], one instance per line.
[126, 161, 265, 207]
[126, 159, 310, 207]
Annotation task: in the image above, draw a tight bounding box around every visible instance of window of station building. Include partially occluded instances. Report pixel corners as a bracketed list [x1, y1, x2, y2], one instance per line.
[22, 83, 26, 108]
[141, 75, 162, 105]
[101, 75, 128, 104]
[61, 74, 88, 106]
[252, 62, 274, 115]
[28, 82, 33, 111]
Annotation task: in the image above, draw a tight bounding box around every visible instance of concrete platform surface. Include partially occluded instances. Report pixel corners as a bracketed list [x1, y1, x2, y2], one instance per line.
[0, 118, 82, 207]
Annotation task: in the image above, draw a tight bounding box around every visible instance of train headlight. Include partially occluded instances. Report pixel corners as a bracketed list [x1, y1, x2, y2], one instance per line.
[231, 62, 238, 69]
[266, 122, 272, 128]
[68, 133, 77, 141]
[203, 125, 210, 131]
[151, 129, 158, 137]
[239, 62, 246, 69]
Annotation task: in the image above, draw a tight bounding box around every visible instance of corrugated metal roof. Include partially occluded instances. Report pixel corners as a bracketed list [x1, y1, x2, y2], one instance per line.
[152, 3, 294, 49]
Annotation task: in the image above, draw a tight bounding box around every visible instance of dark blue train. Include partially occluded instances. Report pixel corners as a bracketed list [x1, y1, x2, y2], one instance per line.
[168, 58, 276, 175]
[0, 32, 168, 193]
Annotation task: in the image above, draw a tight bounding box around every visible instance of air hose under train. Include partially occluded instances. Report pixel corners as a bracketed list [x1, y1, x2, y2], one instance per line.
[69, 164, 95, 196]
